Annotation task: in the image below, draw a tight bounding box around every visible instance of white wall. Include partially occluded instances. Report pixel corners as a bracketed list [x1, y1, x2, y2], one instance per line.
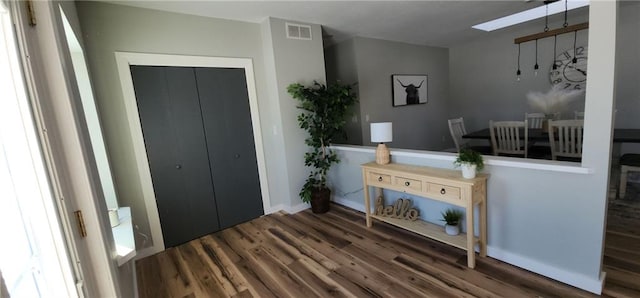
[75, 2, 287, 248]
[261, 17, 327, 208]
[327, 37, 451, 151]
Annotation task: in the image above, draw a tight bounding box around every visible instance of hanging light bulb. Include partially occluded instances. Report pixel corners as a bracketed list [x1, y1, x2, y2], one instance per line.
[534, 39, 539, 77]
[552, 35, 558, 70]
[516, 43, 521, 81]
[572, 31, 578, 63]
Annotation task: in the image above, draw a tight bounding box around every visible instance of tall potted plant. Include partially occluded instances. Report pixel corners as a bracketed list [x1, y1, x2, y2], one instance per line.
[287, 81, 357, 213]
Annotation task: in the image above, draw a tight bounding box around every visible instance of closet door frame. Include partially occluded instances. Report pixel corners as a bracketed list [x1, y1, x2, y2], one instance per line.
[114, 52, 271, 257]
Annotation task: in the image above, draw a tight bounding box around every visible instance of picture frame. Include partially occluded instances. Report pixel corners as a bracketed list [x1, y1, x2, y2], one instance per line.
[392, 74, 428, 107]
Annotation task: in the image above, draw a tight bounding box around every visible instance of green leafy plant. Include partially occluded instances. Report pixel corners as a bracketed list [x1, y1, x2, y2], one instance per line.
[440, 208, 464, 226]
[453, 148, 484, 171]
[287, 81, 357, 203]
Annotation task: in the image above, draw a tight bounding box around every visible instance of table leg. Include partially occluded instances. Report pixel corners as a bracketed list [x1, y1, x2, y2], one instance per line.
[480, 199, 487, 257]
[362, 169, 372, 227]
[466, 190, 475, 268]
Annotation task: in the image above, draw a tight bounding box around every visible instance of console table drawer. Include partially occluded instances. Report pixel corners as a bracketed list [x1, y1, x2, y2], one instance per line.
[394, 176, 422, 191]
[426, 183, 461, 201]
[368, 172, 392, 185]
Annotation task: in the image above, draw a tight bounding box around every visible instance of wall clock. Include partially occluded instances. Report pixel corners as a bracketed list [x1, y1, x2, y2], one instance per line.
[549, 45, 587, 90]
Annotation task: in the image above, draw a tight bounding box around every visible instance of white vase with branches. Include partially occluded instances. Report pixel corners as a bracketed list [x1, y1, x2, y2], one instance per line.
[527, 84, 584, 119]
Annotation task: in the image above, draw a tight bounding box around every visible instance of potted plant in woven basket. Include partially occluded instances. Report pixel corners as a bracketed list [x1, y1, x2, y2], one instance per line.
[287, 81, 357, 213]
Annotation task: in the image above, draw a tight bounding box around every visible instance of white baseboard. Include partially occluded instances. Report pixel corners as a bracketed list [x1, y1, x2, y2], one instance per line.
[331, 195, 604, 294]
[285, 202, 310, 214]
[333, 196, 365, 212]
[486, 246, 604, 294]
[264, 204, 285, 214]
[265, 202, 310, 215]
[134, 246, 160, 261]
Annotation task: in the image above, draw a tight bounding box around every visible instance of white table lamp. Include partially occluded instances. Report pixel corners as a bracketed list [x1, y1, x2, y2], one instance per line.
[371, 122, 392, 164]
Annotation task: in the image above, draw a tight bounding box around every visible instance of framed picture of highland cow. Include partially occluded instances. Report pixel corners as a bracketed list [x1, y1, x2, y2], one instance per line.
[392, 74, 428, 107]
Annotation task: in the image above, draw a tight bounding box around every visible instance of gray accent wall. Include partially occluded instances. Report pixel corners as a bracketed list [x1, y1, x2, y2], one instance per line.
[449, 3, 639, 137]
[326, 37, 451, 151]
[325, 39, 362, 145]
[75, 2, 285, 249]
[261, 17, 327, 208]
[448, 14, 590, 133]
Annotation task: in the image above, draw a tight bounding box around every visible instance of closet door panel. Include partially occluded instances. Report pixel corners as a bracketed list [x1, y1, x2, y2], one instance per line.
[195, 68, 264, 229]
[131, 66, 219, 248]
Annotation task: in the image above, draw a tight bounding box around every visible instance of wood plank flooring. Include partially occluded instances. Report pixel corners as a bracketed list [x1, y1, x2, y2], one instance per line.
[137, 204, 606, 297]
[602, 187, 640, 298]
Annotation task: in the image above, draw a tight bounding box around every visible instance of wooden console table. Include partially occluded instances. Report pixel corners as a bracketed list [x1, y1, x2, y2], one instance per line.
[361, 162, 488, 268]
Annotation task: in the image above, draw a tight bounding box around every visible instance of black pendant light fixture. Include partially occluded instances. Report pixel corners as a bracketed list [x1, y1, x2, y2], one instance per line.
[552, 35, 558, 70]
[572, 30, 578, 63]
[513, 0, 588, 81]
[516, 43, 521, 81]
[534, 39, 539, 77]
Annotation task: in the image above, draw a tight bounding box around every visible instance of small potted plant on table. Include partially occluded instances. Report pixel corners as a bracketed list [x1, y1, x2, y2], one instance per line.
[454, 148, 484, 179]
[441, 208, 464, 236]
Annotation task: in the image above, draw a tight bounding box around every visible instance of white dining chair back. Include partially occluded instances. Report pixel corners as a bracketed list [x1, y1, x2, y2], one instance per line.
[489, 120, 528, 157]
[548, 120, 584, 160]
[574, 111, 585, 120]
[525, 112, 546, 129]
[448, 117, 468, 152]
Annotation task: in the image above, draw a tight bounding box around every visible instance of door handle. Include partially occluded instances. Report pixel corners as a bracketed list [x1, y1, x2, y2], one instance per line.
[175, 164, 182, 169]
[234, 154, 240, 159]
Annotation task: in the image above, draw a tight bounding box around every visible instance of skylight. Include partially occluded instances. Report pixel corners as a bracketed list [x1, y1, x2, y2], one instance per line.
[472, 0, 590, 32]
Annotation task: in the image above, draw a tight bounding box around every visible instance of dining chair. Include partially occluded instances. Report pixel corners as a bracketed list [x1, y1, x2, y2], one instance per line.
[525, 112, 546, 129]
[574, 111, 585, 120]
[547, 120, 584, 161]
[448, 117, 467, 152]
[619, 154, 640, 199]
[448, 117, 491, 154]
[489, 120, 528, 158]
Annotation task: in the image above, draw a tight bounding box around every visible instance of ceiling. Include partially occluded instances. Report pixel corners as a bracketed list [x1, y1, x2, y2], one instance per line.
[103, 1, 582, 47]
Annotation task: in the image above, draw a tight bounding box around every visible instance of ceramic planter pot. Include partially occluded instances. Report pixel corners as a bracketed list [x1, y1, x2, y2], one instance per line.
[461, 163, 477, 179]
[445, 224, 460, 236]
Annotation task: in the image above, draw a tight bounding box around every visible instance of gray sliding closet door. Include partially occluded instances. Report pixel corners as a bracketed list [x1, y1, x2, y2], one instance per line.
[195, 68, 264, 229]
[131, 66, 220, 248]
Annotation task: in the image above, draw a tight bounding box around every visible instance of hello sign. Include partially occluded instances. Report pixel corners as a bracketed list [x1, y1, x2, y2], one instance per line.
[375, 196, 419, 221]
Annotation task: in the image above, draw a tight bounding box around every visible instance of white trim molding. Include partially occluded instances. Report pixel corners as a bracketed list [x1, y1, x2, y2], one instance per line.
[114, 52, 272, 256]
[330, 145, 592, 174]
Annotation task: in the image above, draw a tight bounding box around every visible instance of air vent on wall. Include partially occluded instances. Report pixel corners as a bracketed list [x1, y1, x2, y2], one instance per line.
[286, 22, 312, 40]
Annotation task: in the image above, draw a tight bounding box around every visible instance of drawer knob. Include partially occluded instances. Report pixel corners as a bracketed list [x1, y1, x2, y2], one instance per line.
[175, 164, 182, 170]
[440, 188, 446, 195]
[378, 176, 383, 182]
[405, 181, 410, 186]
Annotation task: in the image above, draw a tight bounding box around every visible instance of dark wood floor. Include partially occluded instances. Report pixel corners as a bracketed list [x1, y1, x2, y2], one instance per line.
[136, 203, 623, 297]
[602, 188, 640, 298]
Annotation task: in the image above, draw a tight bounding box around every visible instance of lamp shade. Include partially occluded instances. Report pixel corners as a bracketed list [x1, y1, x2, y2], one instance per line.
[370, 122, 393, 143]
